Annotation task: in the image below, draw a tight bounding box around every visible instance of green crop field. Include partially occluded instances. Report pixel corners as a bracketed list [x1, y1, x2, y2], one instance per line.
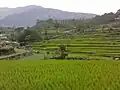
[1, 27, 120, 89]
[0, 60, 120, 90]
[31, 29, 120, 60]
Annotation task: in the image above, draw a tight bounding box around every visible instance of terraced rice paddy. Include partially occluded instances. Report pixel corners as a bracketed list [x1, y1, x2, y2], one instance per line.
[32, 29, 120, 60]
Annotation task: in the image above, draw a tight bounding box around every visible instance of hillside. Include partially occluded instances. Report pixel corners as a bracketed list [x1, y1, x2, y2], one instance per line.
[0, 5, 96, 27]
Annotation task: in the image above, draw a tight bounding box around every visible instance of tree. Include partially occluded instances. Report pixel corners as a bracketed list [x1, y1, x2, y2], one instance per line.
[17, 29, 42, 43]
[54, 20, 61, 34]
[59, 45, 68, 59]
[53, 45, 68, 59]
[44, 29, 48, 40]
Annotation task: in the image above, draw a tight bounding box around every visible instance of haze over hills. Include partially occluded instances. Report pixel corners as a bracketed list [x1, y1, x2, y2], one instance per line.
[0, 5, 38, 20]
[0, 5, 96, 27]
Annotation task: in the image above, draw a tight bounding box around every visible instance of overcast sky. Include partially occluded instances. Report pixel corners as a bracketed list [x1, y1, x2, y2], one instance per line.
[0, 0, 120, 15]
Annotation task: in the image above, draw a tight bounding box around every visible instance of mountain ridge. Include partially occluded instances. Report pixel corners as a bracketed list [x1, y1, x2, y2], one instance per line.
[0, 5, 96, 27]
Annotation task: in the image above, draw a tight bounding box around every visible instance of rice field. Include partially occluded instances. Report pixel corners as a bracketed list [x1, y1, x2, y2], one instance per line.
[0, 60, 120, 90]
[1, 29, 120, 90]
[31, 29, 120, 60]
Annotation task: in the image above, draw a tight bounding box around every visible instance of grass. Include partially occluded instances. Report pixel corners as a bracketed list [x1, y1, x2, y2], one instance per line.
[21, 54, 45, 60]
[0, 60, 120, 90]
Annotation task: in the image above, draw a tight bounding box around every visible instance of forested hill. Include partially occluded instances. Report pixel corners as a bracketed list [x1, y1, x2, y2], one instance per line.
[91, 9, 120, 25]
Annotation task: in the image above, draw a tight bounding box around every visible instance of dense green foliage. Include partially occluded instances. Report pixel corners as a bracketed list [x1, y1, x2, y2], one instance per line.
[0, 60, 120, 90]
[17, 29, 42, 43]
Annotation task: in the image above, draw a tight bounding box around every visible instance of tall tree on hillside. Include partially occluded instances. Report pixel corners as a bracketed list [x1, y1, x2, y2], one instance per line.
[44, 29, 48, 40]
[54, 20, 61, 35]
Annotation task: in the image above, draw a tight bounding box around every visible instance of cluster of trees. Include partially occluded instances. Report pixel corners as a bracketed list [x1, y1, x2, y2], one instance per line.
[13, 18, 95, 43]
[92, 9, 120, 25]
[9, 27, 42, 46]
[92, 12, 116, 25]
[35, 18, 95, 32]
[17, 29, 42, 43]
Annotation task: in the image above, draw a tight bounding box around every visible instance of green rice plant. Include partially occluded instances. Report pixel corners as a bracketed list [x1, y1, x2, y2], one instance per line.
[0, 60, 120, 90]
